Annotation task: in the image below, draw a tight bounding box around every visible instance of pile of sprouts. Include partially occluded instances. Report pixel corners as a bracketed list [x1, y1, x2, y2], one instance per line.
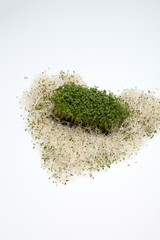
[20, 71, 160, 184]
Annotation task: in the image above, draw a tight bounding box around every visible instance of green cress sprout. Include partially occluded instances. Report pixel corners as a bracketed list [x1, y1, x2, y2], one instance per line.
[51, 82, 130, 133]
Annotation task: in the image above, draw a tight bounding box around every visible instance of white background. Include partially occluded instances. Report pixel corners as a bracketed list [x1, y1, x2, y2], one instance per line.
[0, 1, 160, 239]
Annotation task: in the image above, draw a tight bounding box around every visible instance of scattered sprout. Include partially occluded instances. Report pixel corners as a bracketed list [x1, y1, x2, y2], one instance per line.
[20, 71, 160, 185]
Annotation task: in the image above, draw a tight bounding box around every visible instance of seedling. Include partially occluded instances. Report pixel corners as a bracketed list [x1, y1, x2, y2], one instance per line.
[51, 82, 130, 133]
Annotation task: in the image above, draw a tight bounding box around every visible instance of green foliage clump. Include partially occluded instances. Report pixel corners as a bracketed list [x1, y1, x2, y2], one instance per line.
[51, 82, 130, 133]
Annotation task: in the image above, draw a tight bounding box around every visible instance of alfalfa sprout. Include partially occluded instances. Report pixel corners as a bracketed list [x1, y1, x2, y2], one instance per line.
[20, 71, 160, 184]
